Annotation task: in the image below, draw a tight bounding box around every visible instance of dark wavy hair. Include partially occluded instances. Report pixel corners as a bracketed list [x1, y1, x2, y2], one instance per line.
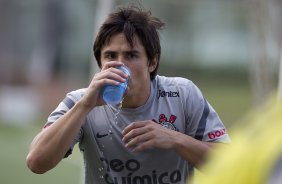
[93, 5, 165, 80]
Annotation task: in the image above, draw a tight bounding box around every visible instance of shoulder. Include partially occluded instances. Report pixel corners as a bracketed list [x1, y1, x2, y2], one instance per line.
[155, 75, 193, 88]
[155, 75, 204, 102]
[155, 75, 199, 94]
[66, 88, 87, 102]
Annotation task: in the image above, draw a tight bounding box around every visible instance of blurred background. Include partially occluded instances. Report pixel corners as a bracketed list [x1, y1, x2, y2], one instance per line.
[0, 0, 281, 183]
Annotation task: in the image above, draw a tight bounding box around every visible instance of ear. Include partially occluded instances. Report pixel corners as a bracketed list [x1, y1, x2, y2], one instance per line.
[148, 56, 158, 72]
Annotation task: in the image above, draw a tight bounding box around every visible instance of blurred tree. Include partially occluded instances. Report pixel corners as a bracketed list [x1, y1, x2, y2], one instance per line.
[248, 0, 276, 105]
[90, 0, 114, 75]
[0, 0, 22, 85]
[27, 0, 71, 116]
[28, 0, 69, 84]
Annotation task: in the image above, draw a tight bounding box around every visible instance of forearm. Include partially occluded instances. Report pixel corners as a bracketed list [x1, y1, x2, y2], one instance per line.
[26, 100, 92, 174]
[173, 132, 215, 168]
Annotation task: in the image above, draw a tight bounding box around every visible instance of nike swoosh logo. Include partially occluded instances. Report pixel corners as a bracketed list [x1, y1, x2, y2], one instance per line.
[96, 133, 108, 138]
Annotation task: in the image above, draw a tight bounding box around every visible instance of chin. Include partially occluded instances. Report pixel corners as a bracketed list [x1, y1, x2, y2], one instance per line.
[124, 91, 132, 98]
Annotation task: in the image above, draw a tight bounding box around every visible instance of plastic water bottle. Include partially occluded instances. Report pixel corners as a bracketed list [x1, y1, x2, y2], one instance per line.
[102, 65, 131, 105]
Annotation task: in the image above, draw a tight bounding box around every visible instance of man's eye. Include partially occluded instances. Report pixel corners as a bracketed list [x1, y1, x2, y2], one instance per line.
[127, 53, 137, 59]
[105, 54, 115, 59]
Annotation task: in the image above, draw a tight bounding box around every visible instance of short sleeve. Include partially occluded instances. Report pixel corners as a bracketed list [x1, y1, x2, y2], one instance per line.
[185, 82, 230, 143]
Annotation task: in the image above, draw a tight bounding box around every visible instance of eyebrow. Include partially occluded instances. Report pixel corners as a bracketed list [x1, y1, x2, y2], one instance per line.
[102, 50, 115, 56]
[125, 50, 140, 55]
[102, 49, 140, 55]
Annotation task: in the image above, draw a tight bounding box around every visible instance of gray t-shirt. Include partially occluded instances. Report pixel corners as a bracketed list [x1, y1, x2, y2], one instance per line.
[46, 75, 230, 184]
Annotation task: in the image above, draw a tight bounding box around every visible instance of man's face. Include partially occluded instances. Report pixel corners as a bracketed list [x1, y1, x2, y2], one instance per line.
[100, 33, 156, 98]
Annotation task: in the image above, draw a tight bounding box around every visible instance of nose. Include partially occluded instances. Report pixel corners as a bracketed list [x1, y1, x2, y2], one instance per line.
[116, 55, 125, 63]
[116, 57, 129, 67]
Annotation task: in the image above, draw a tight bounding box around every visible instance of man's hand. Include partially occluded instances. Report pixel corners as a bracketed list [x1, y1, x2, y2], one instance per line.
[80, 61, 128, 108]
[122, 120, 218, 168]
[122, 120, 178, 152]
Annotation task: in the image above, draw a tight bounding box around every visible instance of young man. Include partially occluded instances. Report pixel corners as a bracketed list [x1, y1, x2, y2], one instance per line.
[26, 6, 230, 184]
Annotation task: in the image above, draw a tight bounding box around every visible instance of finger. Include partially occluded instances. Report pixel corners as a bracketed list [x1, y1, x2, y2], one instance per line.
[131, 140, 154, 153]
[101, 62, 129, 78]
[122, 125, 150, 143]
[124, 131, 153, 148]
[88, 76, 119, 91]
[101, 61, 124, 70]
[102, 68, 129, 83]
[122, 121, 149, 135]
[94, 70, 127, 85]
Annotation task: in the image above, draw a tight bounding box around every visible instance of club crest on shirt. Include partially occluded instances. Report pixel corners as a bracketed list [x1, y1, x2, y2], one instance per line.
[153, 114, 178, 131]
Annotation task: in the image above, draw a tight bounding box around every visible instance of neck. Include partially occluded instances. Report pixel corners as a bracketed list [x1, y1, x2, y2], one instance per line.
[122, 81, 151, 108]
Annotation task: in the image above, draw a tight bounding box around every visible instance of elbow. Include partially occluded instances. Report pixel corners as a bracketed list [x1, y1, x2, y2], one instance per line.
[26, 153, 51, 174]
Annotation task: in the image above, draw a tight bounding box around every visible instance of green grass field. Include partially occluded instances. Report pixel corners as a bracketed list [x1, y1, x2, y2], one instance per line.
[0, 67, 252, 183]
[0, 124, 82, 184]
